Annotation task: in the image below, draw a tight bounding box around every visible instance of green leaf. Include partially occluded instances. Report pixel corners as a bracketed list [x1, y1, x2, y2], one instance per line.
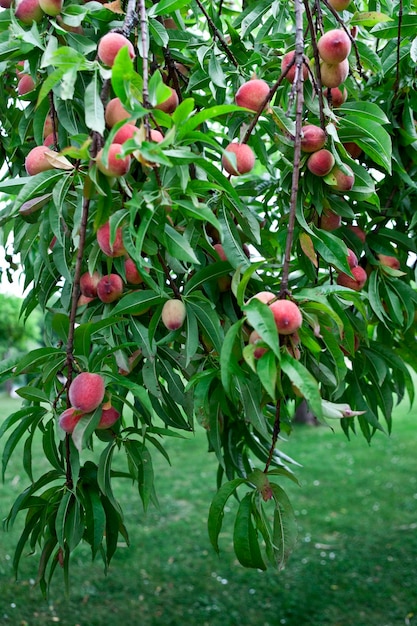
[83, 484, 106, 558]
[111, 290, 165, 317]
[186, 294, 224, 354]
[220, 320, 245, 396]
[208, 478, 245, 553]
[233, 492, 266, 570]
[151, 0, 191, 16]
[97, 442, 122, 517]
[280, 352, 323, 420]
[85, 72, 105, 134]
[270, 483, 298, 570]
[243, 297, 281, 359]
[164, 224, 200, 264]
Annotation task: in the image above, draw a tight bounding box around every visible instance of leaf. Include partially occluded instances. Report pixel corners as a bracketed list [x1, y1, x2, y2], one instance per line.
[208, 478, 245, 553]
[97, 442, 122, 517]
[111, 290, 165, 317]
[186, 294, 224, 354]
[85, 72, 105, 134]
[83, 484, 106, 558]
[270, 483, 298, 570]
[164, 224, 200, 264]
[280, 352, 323, 420]
[151, 0, 191, 15]
[233, 493, 266, 570]
[243, 297, 281, 359]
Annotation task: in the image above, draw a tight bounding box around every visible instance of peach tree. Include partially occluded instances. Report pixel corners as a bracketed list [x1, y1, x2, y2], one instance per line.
[1, 0, 417, 594]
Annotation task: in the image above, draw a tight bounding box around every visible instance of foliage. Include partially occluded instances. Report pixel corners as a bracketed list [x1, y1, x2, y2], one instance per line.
[0, 0, 417, 595]
[0, 292, 42, 357]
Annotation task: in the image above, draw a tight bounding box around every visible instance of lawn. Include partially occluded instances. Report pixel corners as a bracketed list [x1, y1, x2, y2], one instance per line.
[0, 392, 416, 626]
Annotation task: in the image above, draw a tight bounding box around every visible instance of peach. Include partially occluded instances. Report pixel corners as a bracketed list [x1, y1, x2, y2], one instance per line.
[155, 86, 179, 114]
[43, 114, 53, 138]
[38, 0, 62, 16]
[320, 59, 349, 88]
[337, 265, 367, 291]
[0, 0, 12, 7]
[269, 299, 303, 335]
[347, 248, 358, 268]
[348, 225, 366, 243]
[235, 78, 270, 112]
[321, 209, 341, 230]
[68, 372, 105, 413]
[249, 330, 268, 359]
[112, 123, 139, 144]
[97, 32, 135, 67]
[150, 129, 164, 142]
[124, 257, 144, 285]
[43, 133, 55, 147]
[80, 271, 101, 298]
[281, 50, 309, 83]
[325, 86, 347, 107]
[250, 291, 275, 305]
[97, 222, 126, 257]
[317, 29, 351, 64]
[105, 98, 132, 128]
[15, 0, 44, 23]
[327, 164, 355, 191]
[213, 243, 228, 261]
[378, 254, 400, 270]
[58, 407, 84, 433]
[307, 149, 335, 176]
[97, 274, 124, 303]
[25, 146, 57, 175]
[344, 142, 362, 158]
[301, 125, 326, 153]
[77, 294, 95, 307]
[96, 143, 131, 177]
[97, 406, 120, 429]
[328, 0, 351, 9]
[222, 142, 255, 175]
[161, 299, 186, 330]
[16, 61, 25, 79]
[17, 74, 35, 96]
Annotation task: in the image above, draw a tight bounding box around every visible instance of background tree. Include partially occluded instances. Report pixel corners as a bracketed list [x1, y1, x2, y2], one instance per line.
[0, 0, 416, 596]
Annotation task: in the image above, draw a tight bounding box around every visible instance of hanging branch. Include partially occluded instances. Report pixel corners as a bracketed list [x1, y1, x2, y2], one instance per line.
[194, 0, 239, 68]
[279, 0, 305, 298]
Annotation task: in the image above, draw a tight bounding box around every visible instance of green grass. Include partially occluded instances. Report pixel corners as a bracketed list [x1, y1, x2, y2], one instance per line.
[1, 392, 417, 626]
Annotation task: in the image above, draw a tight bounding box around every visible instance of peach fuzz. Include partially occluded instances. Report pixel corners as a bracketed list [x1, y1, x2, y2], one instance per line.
[378, 254, 400, 270]
[327, 164, 355, 191]
[317, 29, 351, 64]
[58, 407, 84, 434]
[155, 87, 179, 114]
[213, 243, 228, 261]
[25, 146, 57, 175]
[97, 406, 120, 429]
[80, 271, 101, 298]
[348, 225, 366, 243]
[347, 248, 358, 269]
[337, 265, 367, 291]
[321, 210, 341, 231]
[269, 299, 303, 335]
[328, 0, 351, 10]
[344, 142, 362, 159]
[325, 86, 347, 107]
[222, 142, 255, 176]
[161, 299, 187, 331]
[307, 149, 335, 177]
[97, 274, 124, 303]
[124, 258, 144, 285]
[249, 291, 275, 305]
[0, 0, 12, 7]
[77, 294, 95, 307]
[17, 74, 35, 96]
[68, 372, 105, 413]
[320, 59, 349, 88]
[38, 0, 62, 16]
[97, 222, 126, 257]
[281, 51, 309, 83]
[97, 32, 135, 67]
[15, 0, 44, 23]
[235, 78, 270, 112]
[105, 98, 132, 128]
[300, 125, 326, 153]
[249, 330, 268, 359]
[113, 123, 139, 145]
[43, 133, 55, 147]
[96, 143, 131, 177]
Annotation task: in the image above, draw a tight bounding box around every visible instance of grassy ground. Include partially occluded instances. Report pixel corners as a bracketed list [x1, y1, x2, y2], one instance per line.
[0, 392, 416, 626]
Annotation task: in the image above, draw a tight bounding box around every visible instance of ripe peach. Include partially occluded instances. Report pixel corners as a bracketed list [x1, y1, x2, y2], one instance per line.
[235, 78, 270, 112]
[77, 294, 95, 307]
[321, 209, 341, 230]
[15, 0, 44, 23]
[249, 330, 268, 359]
[213, 243, 228, 261]
[325, 86, 347, 107]
[97, 32, 135, 67]
[281, 51, 309, 83]
[96, 143, 131, 177]
[97, 274, 124, 303]
[80, 271, 101, 298]
[161, 299, 186, 330]
[344, 142, 362, 158]
[317, 29, 351, 64]
[250, 291, 275, 305]
[378, 254, 400, 270]
[16, 61, 25, 79]
[43, 133, 55, 147]
[113, 123, 139, 144]
[68, 372, 105, 413]
[105, 98, 132, 128]
[301, 125, 326, 153]
[43, 114, 53, 138]
[38, 0, 62, 16]
[222, 142, 255, 175]
[58, 407, 84, 433]
[328, 0, 351, 9]
[337, 265, 367, 291]
[155, 86, 179, 114]
[327, 164, 355, 191]
[17, 74, 35, 95]
[124, 257, 144, 285]
[320, 59, 349, 88]
[269, 299, 303, 335]
[307, 149, 335, 176]
[25, 145, 57, 175]
[150, 129, 164, 142]
[348, 225, 366, 243]
[347, 248, 358, 268]
[0, 0, 12, 7]
[97, 406, 120, 429]
[97, 222, 126, 257]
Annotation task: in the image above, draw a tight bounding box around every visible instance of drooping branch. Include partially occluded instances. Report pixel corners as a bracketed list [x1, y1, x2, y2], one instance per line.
[279, 0, 305, 297]
[194, 0, 239, 68]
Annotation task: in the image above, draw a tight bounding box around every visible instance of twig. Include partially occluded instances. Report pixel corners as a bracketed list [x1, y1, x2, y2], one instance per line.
[194, 0, 239, 68]
[157, 251, 181, 298]
[303, 0, 325, 130]
[263, 398, 281, 473]
[279, 0, 305, 297]
[122, 0, 139, 37]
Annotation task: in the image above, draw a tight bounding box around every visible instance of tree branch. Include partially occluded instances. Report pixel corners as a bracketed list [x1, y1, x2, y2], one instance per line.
[194, 0, 239, 68]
